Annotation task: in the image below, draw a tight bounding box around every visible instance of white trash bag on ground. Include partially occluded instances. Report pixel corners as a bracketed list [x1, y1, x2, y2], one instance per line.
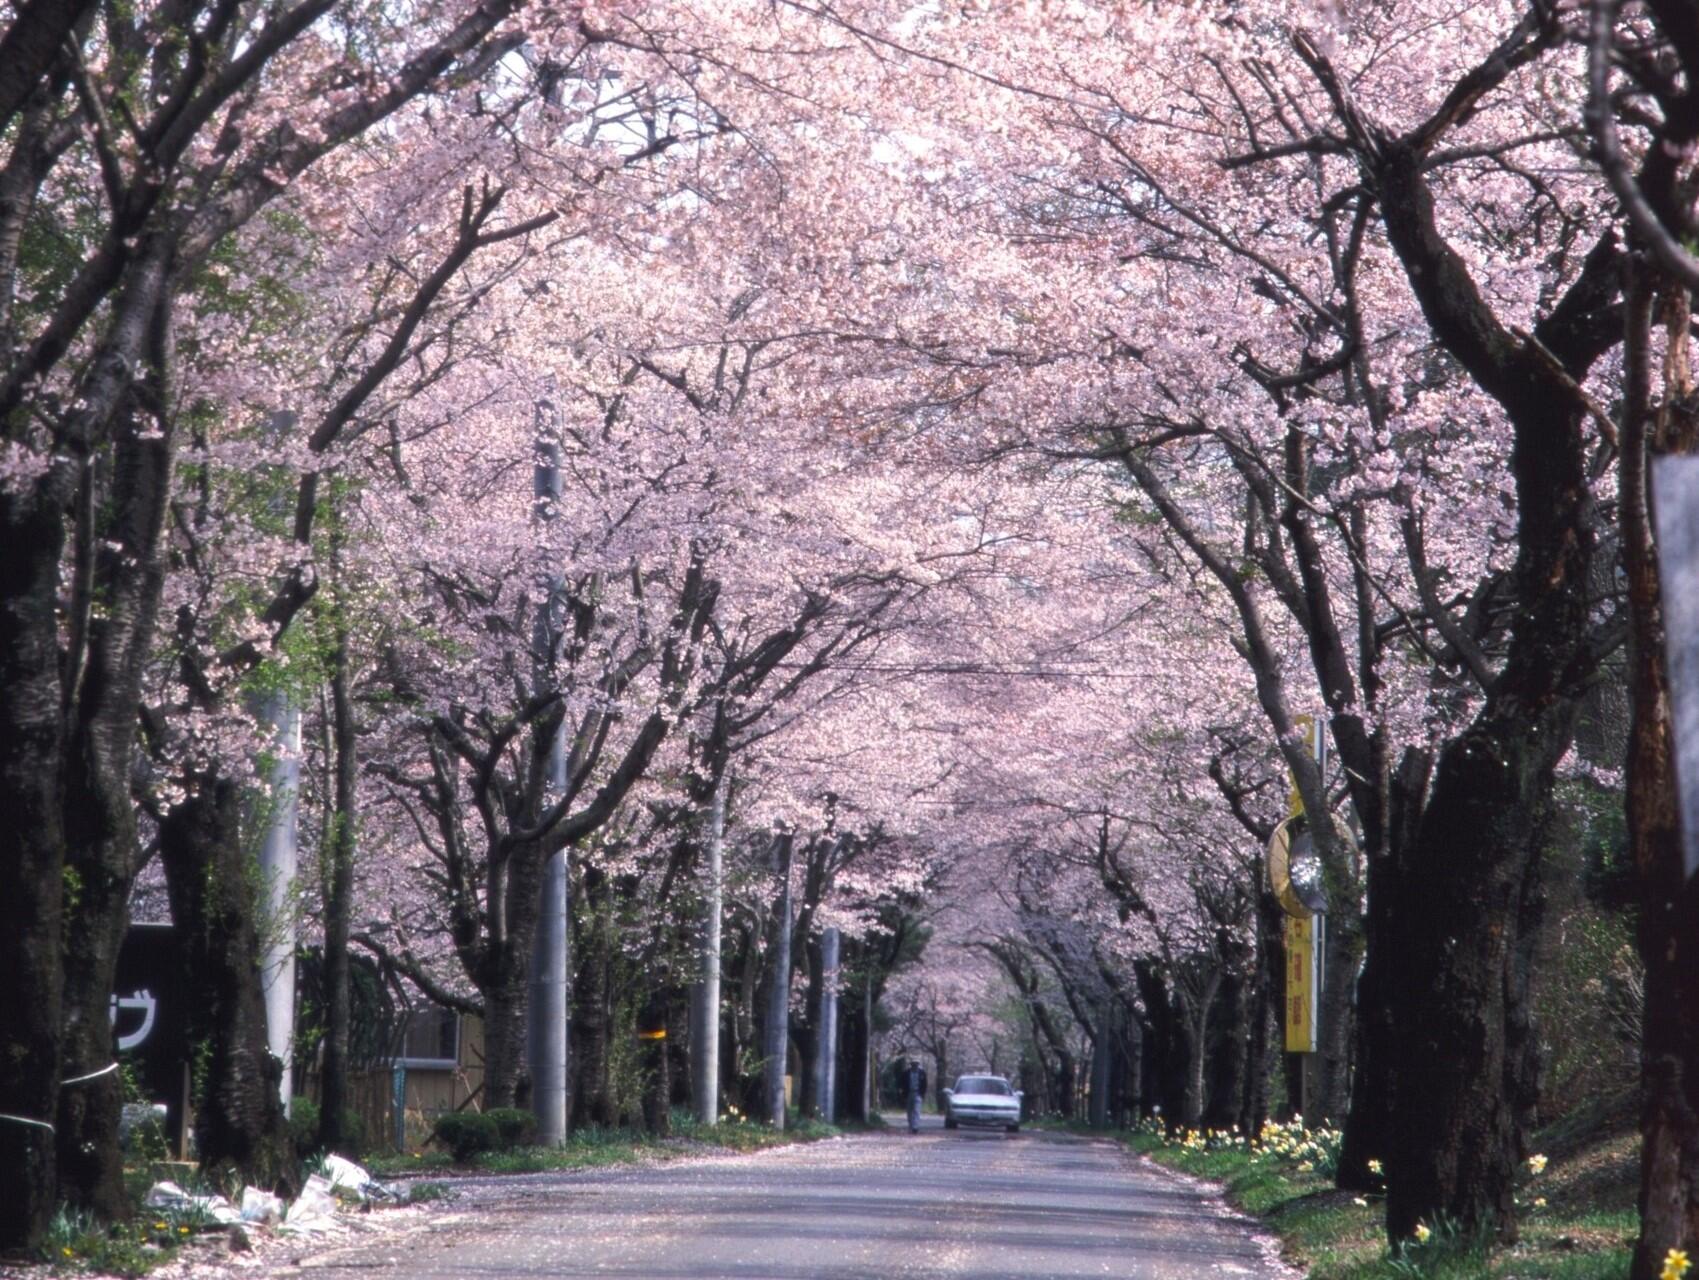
[239, 1186, 285, 1224]
[143, 1180, 241, 1227]
[280, 1174, 340, 1234]
[321, 1153, 375, 1200]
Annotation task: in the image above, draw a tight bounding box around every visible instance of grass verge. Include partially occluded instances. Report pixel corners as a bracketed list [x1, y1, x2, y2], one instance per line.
[39, 1193, 226, 1277]
[365, 1109, 851, 1178]
[1104, 1114, 1638, 1280]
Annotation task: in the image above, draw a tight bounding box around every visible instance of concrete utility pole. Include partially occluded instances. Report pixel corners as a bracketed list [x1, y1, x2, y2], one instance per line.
[256, 689, 301, 1111]
[816, 926, 841, 1121]
[863, 970, 875, 1121]
[528, 399, 570, 1146]
[691, 772, 727, 1125]
[764, 833, 795, 1129]
[1655, 455, 1699, 881]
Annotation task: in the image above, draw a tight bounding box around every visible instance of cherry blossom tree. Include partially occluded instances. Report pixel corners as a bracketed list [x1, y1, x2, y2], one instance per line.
[1585, 3, 1699, 1271]
[0, 0, 569, 1239]
[775, 0, 1627, 1243]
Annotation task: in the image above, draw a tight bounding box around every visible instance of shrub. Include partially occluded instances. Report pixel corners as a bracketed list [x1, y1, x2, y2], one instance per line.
[432, 1111, 500, 1163]
[289, 1097, 368, 1158]
[290, 1098, 321, 1159]
[486, 1108, 538, 1150]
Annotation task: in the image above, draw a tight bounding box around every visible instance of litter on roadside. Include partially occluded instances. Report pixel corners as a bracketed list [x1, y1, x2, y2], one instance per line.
[279, 1174, 339, 1234]
[321, 1153, 374, 1199]
[143, 1180, 241, 1227]
[239, 1186, 285, 1224]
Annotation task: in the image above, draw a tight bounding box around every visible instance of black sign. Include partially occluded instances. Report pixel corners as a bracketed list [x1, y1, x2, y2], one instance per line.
[112, 923, 188, 1149]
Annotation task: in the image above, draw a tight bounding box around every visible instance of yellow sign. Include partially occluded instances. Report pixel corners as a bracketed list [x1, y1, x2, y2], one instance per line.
[636, 1029, 667, 1041]
[1266, 817, 1315, 920]
[1285, 914, 1320, 1054]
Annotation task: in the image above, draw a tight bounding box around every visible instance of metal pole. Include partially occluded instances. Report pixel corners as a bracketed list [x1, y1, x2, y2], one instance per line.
[764, 833, 794, 1129]
[817, 926, 840, 1122]
[692, 773, 726, 1125]
[1655, 455, 1699, 880]
[257, 690, 300, 1111]
[391, 1063, 407, 1153]
[528, 400, 570, 1146]
[863, 970, 875, 1121]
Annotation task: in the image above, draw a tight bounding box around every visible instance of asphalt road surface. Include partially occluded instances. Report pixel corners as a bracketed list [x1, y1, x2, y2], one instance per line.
[293, 1117, 1291, 1280]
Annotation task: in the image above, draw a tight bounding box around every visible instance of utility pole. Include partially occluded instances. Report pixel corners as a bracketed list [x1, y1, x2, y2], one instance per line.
[764, 832, 795, 1129]
[863, 969, 875, 1121]
[256, 408, 303, 1112]
[691, 772, 727, 1124]
[1656, 455, 1699, 881]
[528, 398, 569, 1146]
[256, 690, 301, 1110]
[816, 926, 841, 1122]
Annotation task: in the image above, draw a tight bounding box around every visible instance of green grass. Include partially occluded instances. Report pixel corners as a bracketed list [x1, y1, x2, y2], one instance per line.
[42, 1199, 214, 1277]
[366, 1109, 846, 1177]
[1106, 1117, 1637, 1280]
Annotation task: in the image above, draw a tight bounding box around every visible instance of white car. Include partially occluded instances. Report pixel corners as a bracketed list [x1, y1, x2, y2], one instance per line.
[942, 1074, 1022, 1132]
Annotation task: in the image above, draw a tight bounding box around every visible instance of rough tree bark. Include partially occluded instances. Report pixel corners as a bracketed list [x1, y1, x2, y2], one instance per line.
[1338, 747, 1430, 1190]
[1369, 130, 1604, 1243]
[317, 612, 358, 1153]
[57, 279, 177, 1219]
[159, 777, 297, 1194]
[0, 481, 67, 1252]
[1619, 248, 1699, 1280]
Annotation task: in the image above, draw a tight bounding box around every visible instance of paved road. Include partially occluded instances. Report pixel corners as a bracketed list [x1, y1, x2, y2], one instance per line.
[294, 1118, 1290, 1279]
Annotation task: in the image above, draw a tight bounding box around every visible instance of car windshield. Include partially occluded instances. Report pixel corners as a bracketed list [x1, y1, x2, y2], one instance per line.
[955, 1076, 1011, 1095]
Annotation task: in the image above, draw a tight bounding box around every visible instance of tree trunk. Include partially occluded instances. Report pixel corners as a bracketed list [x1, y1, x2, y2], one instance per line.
[159, 777, 297, 1194]
[1240, 890, 1282, 1138]
[839, 962, 871, 1124]
[571, 868, 616, 1127]
[763, 836, 794, 1129]
[1314, 910, 1360, 1126]
[59, 396, 176, 1218]
[638, 984, 672, 1136]
[1620, 263, 1699, 1280]
[1120, 1014, 1142, 1126]
[1382, 722, 1567, 1243]
[479, 947, 532, 1112]
[1206, 969, 1250, 1132]
[1089, 1012, 1111, 1129]
[798, 935, 822, 1117]
[1134, 962, 1184, 1127]
[317, 636, 357, 1153]
[1339, 747, 1427, 1190]
[1180, 1003, 1206, 1131]
[471, 834, 549, 1112]
[0, 484, 65, 1252]
[1371, 140, 1599, 1246]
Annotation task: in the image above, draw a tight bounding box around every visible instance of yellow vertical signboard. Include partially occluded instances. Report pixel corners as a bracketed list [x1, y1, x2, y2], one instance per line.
[1285, 914, 1320, 1053]
[1280, 712, 1323, 1055]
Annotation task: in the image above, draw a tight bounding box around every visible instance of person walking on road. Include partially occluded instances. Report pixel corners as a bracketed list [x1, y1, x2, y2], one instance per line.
[901, 1057, 928, 1134]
